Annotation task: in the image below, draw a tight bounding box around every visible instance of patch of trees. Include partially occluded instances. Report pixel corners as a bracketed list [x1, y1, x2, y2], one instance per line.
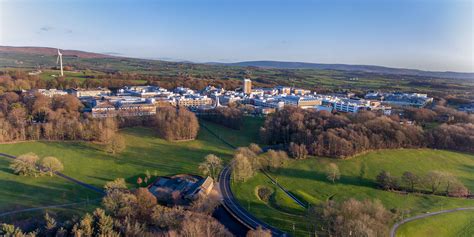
[376, 170, 470, 197]
[256, 186, 273, 202]
[426, 123, 474, 153]
[261, 107, 426, 158]
[10, 153, 63, 177]
[200, 107, 243, 129]
[1, 178, 231, 237]
[154, 106, 199, 141]
[404, 105, 474, 124]
[308, 198, 393, 237]
[232, 143, 289, 181]
[0, 92, 119, 143]
[262, 107, 474, 158]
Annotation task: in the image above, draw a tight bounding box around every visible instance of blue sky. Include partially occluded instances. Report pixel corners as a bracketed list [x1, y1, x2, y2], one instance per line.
[0, 0, 472, 72]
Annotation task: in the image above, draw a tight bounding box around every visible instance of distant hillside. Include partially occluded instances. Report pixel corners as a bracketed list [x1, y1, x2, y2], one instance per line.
[0, 46, 114, 59]
[211, 61, 474, 80]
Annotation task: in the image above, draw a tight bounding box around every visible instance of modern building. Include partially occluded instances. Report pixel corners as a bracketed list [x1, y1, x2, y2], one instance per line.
[382, 93, 433, 107]
[332, 99, 371, 113]
[175, 95, 213, 108]
[243, 78, 252, 94]
[279, 95, 322, 108]
[72, 88, 111, 98]
[116, 103, 157, 117]
[35, 89, 68, 97]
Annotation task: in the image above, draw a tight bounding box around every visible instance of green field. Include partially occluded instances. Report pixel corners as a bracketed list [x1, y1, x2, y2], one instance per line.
[232, 149, 474, 236]
[396, 210, 474, 237]
[200, 116, 264, 147]
[0, 125, 237, 217]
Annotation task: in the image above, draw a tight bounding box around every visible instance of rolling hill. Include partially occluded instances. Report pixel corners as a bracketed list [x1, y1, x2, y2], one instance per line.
[0, 46, 114, 59]
[211, 61, 474, 80]
[1, 46, 473, 81]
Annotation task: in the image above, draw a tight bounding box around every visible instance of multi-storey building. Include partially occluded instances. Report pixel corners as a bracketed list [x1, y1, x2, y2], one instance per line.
[72, 88, 111, 98]
[243, 79, 252, 94]
[382, 93, 433, 107]
[35, 89, 68, 97]
[279, 95, 322, 108]
[116, 103, 157, 117]
[176, 95, 213, 108]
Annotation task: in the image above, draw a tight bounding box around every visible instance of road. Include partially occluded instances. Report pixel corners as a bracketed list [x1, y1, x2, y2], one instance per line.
[219, 161, 288, 236]
[389, 207, 474, 237]
[200, 122, 302, 236]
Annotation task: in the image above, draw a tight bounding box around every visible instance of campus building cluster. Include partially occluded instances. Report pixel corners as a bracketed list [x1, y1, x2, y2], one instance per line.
[29, 78, 434, 118]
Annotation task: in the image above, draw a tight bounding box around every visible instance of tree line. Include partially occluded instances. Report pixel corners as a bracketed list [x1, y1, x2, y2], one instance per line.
[0, 91, 200, 143]
[376, 170, 470, 198]
[0, 91, 118, 143]
[9, 152, 64, 177]
[261, 106, 474, 158]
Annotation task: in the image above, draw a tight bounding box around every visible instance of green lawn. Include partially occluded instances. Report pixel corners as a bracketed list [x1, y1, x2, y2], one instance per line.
[396, 210, 474, 237]
[232, 149, 474, 236]
[0, 124, 239, 217]
[0, 156, 101, 212]
[200, 116, 264, 147]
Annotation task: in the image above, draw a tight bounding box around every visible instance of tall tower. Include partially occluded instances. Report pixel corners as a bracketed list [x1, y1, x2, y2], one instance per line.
[57, 49, 64, 77]
[243, 78, 252, 95]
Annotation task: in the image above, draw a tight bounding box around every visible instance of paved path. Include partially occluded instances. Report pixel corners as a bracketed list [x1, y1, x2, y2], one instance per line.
[261, 170, 306, 208]
[389, 207, 474, 237]
[0, 153, 104, 194]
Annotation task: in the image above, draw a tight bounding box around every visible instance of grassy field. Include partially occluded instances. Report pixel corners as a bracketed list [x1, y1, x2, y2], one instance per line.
[232, 149, 474, 236]
[0, 117, 261, 218]
[0, 156, 101, 213]
[200, 116, 264, 147]
[396, 210, 474, 237]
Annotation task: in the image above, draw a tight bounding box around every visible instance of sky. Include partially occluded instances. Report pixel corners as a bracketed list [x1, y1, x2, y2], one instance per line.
[0, 0, 473, 72]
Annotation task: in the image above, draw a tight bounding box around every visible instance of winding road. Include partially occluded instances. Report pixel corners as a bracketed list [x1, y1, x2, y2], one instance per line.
[200, 122, 293, 236]
[389, 207, 474, 237]
[219, 161, 288, 236]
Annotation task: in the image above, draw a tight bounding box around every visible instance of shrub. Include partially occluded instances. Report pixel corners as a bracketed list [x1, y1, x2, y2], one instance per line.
[257, 186, 273, 202]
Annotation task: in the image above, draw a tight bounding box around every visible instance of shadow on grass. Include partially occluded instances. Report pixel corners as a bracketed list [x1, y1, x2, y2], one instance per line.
[0, 180, 101, 213]
[273, 167, 378, 189]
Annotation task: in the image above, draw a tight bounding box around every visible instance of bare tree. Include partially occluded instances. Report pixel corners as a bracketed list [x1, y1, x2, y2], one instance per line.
[198, 154, 223, 180]
[105, 134, 126, 155]
[247, 226, 272, 237]
[249, 143, 263, 154]
[41, 156, 64, 176]
[326, 163, 340, 183]
[10, 152, 40, 177]
[232, 154, 254, 182]
[401, 171, 419, 192]
[424, 171, 444, 194]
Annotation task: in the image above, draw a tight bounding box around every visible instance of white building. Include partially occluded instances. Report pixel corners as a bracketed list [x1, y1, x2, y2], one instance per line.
[35, 89, 68, 97]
